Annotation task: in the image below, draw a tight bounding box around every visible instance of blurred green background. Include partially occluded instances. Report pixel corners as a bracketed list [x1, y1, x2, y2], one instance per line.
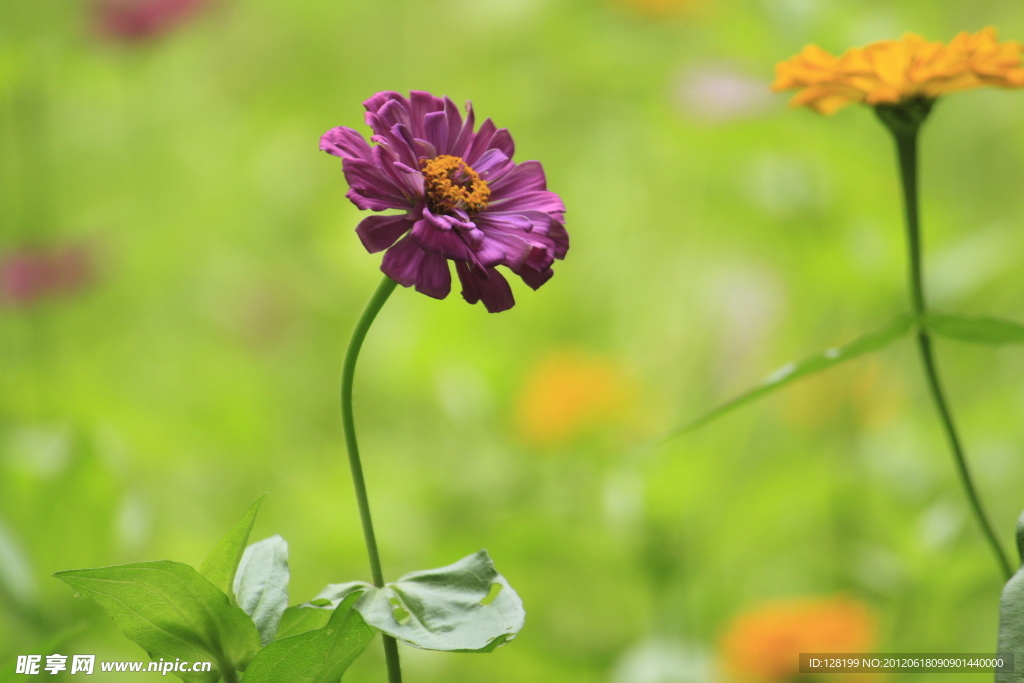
[3, 0, 1024, 680]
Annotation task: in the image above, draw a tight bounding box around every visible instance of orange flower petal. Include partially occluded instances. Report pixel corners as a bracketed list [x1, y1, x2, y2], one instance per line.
[772, 27, 1024, 114]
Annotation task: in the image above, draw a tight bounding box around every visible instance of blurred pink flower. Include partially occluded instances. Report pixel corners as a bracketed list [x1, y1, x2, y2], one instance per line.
[0, 246, 94, 308]
[94, 0, 211, 41]
[676, 65, 773, 122]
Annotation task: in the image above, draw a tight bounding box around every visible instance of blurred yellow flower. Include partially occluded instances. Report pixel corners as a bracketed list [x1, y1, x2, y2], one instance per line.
[720, 596, 878, 682]
[772, 28, 1024, 114]
[515, 350, 630, 447]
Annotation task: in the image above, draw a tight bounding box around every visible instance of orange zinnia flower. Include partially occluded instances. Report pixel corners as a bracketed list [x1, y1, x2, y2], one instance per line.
[720, 596, 878, 682]
[772, 28, 1024, 114]
[515, 350, 630, 447]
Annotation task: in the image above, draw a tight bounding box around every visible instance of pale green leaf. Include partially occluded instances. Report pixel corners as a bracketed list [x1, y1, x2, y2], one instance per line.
[234, 535, 290, 646]
[661, 314, 914, 441]
[200, 494, 266, 603]
[996, 511, 1024, 682]
[242, 593, 375, 683]
[924, 313, 1024, 345]
[55, 561, 261, 683]
[315, 550, 524, 653]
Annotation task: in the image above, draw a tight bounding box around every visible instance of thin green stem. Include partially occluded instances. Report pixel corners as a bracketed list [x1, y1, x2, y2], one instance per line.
[888, 119, 1013, 580]
[340, 274, 403, 683]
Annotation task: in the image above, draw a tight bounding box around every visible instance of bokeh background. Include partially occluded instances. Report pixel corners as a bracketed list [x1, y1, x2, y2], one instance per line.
[3, 0, 1024, 680]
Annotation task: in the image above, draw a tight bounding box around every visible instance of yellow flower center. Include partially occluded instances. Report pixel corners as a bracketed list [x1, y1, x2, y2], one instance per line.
[420, 155, 491, 214]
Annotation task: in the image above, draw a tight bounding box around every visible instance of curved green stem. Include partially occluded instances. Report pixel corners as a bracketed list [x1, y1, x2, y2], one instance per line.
[883, 108, 1013, 580]
[340, 275, 403, 683]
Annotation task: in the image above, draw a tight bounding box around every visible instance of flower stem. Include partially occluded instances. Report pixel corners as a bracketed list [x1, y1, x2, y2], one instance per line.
[885, 112, 1013, 581]
[340, 274, 403, 683]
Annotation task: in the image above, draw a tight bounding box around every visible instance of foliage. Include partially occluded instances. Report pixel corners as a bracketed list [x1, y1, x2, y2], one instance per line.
[55, 498, 522, 681]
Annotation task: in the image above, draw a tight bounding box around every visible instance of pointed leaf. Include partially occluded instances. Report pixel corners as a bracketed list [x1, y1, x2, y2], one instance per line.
[242, 593, 375, 683]
[200, 494, 266, 603]
[661, 314, 914, 441]
[316, 550, 524, 653]
[276, 605, 333, 640]
[312, 581, 370, 604]
[925, 313, 1024, 345]
[996, 511, 1024, 682]
[234, 535, 290, 646]
[54, 561, 261, 682]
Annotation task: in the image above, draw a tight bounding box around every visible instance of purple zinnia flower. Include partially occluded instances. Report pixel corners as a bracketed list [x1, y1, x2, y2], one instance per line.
[94, 0, 210, 41]
[0, 245, 93, 308]
[320, 91, 568, 313]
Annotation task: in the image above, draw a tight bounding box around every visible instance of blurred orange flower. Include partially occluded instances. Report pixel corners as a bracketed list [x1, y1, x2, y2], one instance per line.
[772, 28, 1024, 114]
[720, 596, 877, 682]
[515, 350, 630, 447]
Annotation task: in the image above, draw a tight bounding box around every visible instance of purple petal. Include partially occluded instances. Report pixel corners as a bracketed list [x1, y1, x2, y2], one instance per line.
[443, 98, 463, 153]
[455, 261, 515, 313]
[460, 224, 485, 249]
[477, 211, 568, 262]
[391, 123, 419, 166]
[450, 101, 477, 158]
[476, 212, 532, 232]
[346, 188, 405, 212]
[366, 115, 417, 164]
[411, 218, 474, 261]
[380, 234, 425, 287]
[375, 98, 412, 133]
[473, 239, 507, 268]
[423, 111, 449, 156]
[409, 91, 444, 138]
[414, 138, 437, 160]
[474, 216, 543, 270]
[513, 264, 554, 290]
[320, 127, 372, 161]
[342, 158, 410, 210]
[373, 145, 422, 196]
[392, 160, 420, 175]
[547, 220, 569, 258]
[488, 190, 565, 214]
[489, 128, 515, 158]
[489, 160, 547, 198]
[363, 91, 409, 115]
[465, 118, 496, 164]
[414, 250, 451, 299]
[471, 149, 510, 178]
[356, 214, 414, 253]
[524, 243, 555, 271]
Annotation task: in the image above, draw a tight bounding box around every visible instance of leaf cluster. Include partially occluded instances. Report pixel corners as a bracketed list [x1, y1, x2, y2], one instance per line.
[54, 496, 525, 682]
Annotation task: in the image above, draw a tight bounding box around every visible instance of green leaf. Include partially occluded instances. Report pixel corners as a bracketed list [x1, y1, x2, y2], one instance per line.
[234, 535, 290, 646]
[200, 494, 266, 603]
[276, 604, 333, 639]
[996, 511, 1024, 682]
[316, 550, 525, 653]
[661, 314, 914, 441]
[924, 313, 1024, 345]
[54, 561, 261, 682]
[242, 593, 375, 683]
